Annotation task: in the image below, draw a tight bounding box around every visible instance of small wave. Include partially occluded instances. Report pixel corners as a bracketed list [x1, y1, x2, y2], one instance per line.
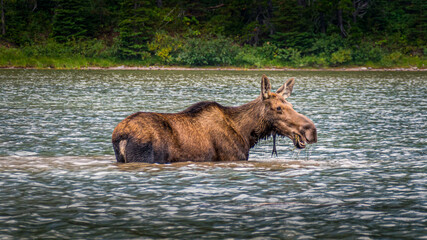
[0, 155, 374, 174]
[0, 155, 115, 172]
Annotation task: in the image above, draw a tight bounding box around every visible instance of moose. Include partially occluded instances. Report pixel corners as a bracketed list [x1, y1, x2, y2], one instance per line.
[112, 75, 317, 163]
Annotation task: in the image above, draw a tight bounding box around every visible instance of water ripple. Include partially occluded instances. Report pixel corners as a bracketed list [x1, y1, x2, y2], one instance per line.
[0, 70, 426, 239]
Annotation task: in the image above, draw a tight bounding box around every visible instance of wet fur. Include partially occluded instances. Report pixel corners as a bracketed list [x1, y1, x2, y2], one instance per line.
[112, 100, 271, 163]
[112, 76, 316, 163]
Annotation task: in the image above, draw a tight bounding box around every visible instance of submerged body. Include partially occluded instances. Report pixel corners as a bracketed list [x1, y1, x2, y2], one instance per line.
[113, 102, 253, 163]
[112, 75, 317, 163]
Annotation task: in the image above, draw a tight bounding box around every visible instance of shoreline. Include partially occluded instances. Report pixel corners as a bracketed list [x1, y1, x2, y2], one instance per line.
[1, 66, 426, 71]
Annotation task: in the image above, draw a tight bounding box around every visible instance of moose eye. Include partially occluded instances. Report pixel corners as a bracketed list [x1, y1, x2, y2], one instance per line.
[276, 106, 282, 112]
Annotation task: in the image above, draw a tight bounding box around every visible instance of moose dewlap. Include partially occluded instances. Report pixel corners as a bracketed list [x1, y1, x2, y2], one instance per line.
[112, 75, 317, 163]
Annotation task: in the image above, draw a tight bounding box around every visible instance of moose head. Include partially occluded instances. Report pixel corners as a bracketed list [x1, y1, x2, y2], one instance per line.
[259, 75, 317, 149]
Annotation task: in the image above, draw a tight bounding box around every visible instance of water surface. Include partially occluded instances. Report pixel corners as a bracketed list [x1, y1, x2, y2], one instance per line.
[0, 69, 426, 239]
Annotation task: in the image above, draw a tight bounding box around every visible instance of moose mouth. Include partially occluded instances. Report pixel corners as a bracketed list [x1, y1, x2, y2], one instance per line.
[292, 134, 306, 149]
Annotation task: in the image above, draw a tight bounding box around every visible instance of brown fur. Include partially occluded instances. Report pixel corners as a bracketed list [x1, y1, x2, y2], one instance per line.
[112, 75, 317, 163]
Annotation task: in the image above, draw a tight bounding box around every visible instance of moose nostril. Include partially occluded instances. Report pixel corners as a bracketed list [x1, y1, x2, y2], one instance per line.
[301, 124, 313, 132]
[312, 127, 317, 143]
[302, 124, 317, 143]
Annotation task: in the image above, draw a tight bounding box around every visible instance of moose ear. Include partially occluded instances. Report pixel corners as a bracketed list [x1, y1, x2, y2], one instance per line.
[276, 77, 295, 99]
[261, 75, 271, 100]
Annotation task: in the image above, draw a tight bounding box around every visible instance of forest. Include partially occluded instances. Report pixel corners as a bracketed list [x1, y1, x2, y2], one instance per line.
[0, 0, 425, 68]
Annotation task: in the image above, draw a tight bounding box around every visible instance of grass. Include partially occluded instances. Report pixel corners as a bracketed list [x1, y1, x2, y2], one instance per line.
[0, 47, 118, 69]
[0, 46, 425, 70]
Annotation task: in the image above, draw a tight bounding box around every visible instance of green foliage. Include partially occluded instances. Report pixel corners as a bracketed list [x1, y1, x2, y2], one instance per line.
[257, 42, 277, 61]
[148, 32, 182, 62]
[0, 0, 425, 68]
[271, 0, 314, 50]
[310, 34, 346, 56]
[1, 0, 53, 45]
[20, 39, 115, 58]
[52, 0, 91, 42]
[117, 0, 158, 59]
[234, 46, 264, 68]
[293, 55, 328, 68]
[0, 45, 122, 69]
[351, 42, 386, 64]
[0, 47, 25, 66]
[272, 32, 315, 52]
[380, 52, 403, 67]
[275, 48, 301, 63]
[176, 37, 239, 66]
[330, 49, 352, 66]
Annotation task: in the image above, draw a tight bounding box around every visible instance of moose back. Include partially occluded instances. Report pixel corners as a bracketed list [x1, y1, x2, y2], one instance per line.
[112, 75, 317, 163]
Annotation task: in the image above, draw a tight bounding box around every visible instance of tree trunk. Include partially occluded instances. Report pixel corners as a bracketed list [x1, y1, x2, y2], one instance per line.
[337, 9, 347, 37]
[252, 26, 260, 46]
[156, 0, 162, 8]
[32, 0, 38, 12]
[1, 0, 5, 35]
[267, 0, 274, 35]
[352, 0, 357, 23]
[320, 12, 326, 34]
[352, 0, 369, 23]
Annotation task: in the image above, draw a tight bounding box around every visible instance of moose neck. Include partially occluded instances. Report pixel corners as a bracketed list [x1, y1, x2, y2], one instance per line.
[228, 97, 271, 148]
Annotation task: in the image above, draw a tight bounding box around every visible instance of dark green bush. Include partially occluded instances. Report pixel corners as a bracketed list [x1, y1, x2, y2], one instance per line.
[176, 37, 239, 66]
[352, 42, 386, 64]
[294, 55, 328, 68]
[330, 49, 352, 66]
[309, 34, 347, 56]
[380, 52, 403, 67]
[257, 42, 278, 61]
[234, 46, 263, 67]
[20, 39, 116, 59]
[275, 48, 301, 63]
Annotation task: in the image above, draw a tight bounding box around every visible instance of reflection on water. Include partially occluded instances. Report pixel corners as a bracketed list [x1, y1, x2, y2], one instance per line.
[0, 69, 426, 239]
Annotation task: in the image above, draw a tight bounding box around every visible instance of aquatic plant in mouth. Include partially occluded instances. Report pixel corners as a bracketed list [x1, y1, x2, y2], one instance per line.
[270, 133, 315, 161]
[289, 145, 315, 161]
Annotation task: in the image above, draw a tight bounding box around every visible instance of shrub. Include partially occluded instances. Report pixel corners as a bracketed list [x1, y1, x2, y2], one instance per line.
[380, 51, 403, 67]
[234, 46, 264, 67]
[177, 36, 238, 66]
[330, 48, 352, 66]
[294, 55, 328, 68]
[0, 47, 24, 66]
[309, 34, 346, 56]
[20, 38, 118, 59]
[148, 32, 182, 63]
[22, 39, 70, 57]
[275, 47, 301, 63]
[271, 31, 315, 53]
[258, 42, 278, 60]
[352, 42, 386, 64]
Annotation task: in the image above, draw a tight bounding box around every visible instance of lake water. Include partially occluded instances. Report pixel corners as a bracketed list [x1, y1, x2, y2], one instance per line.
[0, 69, 426, 239]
